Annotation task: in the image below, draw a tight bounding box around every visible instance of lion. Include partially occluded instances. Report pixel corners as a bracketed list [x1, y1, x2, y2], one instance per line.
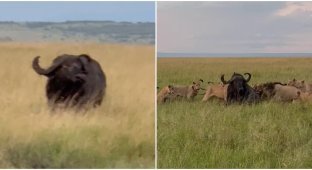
[157, 85, 175, 103]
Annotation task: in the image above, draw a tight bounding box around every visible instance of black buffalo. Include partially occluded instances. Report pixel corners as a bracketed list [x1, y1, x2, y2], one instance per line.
[32, 54, 106, 109]
[221, 72, 259, 104]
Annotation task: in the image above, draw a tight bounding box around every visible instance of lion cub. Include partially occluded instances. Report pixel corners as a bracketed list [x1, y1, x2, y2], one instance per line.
[157, 85, 175, 103]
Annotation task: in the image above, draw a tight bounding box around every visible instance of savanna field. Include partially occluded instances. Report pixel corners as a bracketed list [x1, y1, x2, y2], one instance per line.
[0, 43, 154, 168]
[157, 58, 312, 168]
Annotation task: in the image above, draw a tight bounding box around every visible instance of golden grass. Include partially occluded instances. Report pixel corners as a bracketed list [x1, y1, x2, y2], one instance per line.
[0, 42, 155, 168]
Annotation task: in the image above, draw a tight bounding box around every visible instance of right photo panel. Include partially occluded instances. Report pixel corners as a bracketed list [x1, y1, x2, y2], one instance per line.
[157, 2, 312, 168]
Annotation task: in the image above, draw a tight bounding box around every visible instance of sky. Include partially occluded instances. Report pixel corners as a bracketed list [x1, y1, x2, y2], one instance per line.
[158, 2, 312, 54]
[0, 2, 155, 22]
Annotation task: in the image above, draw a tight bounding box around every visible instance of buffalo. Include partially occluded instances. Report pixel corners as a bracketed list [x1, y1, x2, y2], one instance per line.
[221, 72, 259, 104]
[32, 54, 106, 109]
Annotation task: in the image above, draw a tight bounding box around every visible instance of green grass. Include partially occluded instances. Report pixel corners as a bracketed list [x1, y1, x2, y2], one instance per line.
[157, 58, 312, 168]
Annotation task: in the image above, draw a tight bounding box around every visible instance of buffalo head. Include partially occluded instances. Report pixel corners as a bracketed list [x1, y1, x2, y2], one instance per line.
[221, 72, 257, 104]
[32, 54, 106, 110]
[32, 54, 91, 83]
[221, 72, 251, 96]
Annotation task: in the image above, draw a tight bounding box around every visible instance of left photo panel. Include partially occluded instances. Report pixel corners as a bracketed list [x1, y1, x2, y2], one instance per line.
[0, 2, 155, 168]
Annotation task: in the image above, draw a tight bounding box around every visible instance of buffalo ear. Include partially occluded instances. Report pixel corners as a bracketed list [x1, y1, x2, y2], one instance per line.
[79, 54, 91, 72]
[79, 54, 91, 64]
[168, 85, 172, 88]
[193, 82, 196, 85]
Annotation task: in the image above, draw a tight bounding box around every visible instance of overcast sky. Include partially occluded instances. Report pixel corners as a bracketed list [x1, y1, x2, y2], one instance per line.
[0, 2, 155, 22]
[158, 2, 312, 53]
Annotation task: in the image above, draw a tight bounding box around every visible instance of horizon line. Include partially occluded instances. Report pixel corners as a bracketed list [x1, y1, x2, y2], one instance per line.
[158, 52, 312, 58]
[158, 52, 312, 54]
[0, 20, 155, 23]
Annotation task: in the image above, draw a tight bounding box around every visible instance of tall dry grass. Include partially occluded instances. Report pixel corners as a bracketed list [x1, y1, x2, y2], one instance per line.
[0, 42, 155, 168]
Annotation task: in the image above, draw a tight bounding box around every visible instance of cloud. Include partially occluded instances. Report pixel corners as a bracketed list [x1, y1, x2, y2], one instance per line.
[275, 2, 312, 17]
[158, 2, 312, 53]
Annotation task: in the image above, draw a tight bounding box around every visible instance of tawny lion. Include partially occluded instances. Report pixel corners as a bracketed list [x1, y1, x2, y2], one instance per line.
[157, 85, 175, 103]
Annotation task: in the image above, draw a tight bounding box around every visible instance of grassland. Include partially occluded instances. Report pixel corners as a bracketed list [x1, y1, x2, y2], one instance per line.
[0, 43, 154, 168]
[157, 57, 312, 168]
